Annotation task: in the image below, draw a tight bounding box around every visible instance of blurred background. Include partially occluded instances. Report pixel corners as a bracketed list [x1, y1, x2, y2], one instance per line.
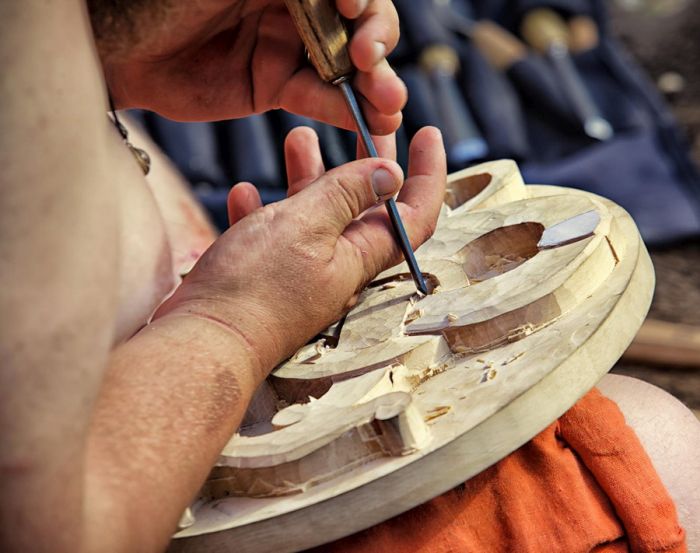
[607, 0, 700, 417]
[131, 0, 700, 417]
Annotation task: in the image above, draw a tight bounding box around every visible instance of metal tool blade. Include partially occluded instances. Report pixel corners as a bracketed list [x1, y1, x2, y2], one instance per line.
[547, 44, 614, 141]
[538, 210, 601, 249]
[338, 80, 429, 296]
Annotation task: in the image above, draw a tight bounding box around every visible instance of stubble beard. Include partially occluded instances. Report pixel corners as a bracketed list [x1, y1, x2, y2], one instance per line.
[86, 0, 174, 59]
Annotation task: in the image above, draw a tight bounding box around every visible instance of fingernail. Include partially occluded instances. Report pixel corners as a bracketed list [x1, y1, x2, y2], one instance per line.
[356, 0, 369, 14]
[372, 167, 398, 199]
[373, 41, 386, 63]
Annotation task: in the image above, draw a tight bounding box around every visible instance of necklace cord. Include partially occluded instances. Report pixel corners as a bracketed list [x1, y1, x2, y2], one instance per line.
[106, 91, 151, 175]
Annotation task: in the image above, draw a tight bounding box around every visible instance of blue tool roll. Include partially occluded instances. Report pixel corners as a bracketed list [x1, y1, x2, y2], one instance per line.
[136, 0, 700, 245]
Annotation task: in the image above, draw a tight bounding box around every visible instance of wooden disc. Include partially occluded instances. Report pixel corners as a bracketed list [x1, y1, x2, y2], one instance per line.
[169, 162, 653, 552]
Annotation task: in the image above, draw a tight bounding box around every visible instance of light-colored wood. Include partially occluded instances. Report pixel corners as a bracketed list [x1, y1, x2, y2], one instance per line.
[471, 20, 528, 70]
[624, 319, 700, 368]
[568, 15, 600, 53]
[444, 159, 526, 211]
[284, 0, 353, 83]
[520, 8, 571, 53]
[169, 161, 654, 552]
[419, 45, 460, 76]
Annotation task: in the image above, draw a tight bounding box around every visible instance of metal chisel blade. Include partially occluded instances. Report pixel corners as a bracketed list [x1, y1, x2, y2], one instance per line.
[338, 80, 429, 296]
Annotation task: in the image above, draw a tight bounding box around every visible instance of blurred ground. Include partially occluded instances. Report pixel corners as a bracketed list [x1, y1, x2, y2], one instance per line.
[609, 0, 700, 414]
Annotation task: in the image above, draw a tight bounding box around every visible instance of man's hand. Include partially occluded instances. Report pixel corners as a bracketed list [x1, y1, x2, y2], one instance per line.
[100, 0, 406, 133]
[155, 126, 446, 376]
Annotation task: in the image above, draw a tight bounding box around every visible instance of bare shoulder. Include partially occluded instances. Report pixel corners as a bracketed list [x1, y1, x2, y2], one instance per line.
[597, 374, 700, 434]
[0, 4, 123, 552]
[598, 374, 700, 549]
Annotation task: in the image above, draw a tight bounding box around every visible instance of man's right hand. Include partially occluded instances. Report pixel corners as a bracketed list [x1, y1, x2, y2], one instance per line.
[155, 126, 446, 378]
[100, 0, 406, 133]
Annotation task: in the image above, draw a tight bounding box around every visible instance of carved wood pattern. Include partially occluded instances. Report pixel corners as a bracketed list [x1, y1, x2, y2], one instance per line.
[169, 160, 654, 553]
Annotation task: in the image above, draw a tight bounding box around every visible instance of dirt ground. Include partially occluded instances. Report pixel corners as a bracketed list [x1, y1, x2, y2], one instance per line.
[608, 0, 700, 413]
[614, 241, 700, 412]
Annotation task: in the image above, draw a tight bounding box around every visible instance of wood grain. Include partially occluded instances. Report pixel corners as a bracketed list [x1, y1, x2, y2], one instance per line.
[168, 162, 654, 552]
[624, 319, 700, 368]
[284, 0, 353, 83]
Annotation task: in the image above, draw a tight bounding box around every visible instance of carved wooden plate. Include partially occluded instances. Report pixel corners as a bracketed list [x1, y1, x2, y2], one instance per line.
[169, 161, 653, 553]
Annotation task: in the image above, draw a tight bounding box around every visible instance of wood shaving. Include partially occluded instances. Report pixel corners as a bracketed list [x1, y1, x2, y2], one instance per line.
[502, 352, 526, 365]
[424, 405, 451, 422]
[405, 309, 423, 324]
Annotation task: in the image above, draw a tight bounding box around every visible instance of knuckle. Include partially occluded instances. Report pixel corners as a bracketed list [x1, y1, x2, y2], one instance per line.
[420, 218, 438, 243]
[337, 0, 364, 19]
[389, 6, 400, 30]
[379, 8, 399, 35]
[410, 214, 437, 247]
[325, 175, 365, 220]
[246, 203, 278, 229]
[348, 223, 395, 278]
[345, 231, 379, 280]
[371, 1, 399, 28]
[287, 238, 323, 264]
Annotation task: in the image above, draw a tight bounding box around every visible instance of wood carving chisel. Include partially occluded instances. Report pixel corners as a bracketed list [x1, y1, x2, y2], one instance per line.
[433, 7, 582, 135]
[521, 8, 614, 142]
[284, 0, 429, 295]
[396, 0, 489, 166]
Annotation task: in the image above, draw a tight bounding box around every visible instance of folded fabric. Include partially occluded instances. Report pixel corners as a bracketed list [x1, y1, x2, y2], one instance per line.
[313, 389, 686, 552]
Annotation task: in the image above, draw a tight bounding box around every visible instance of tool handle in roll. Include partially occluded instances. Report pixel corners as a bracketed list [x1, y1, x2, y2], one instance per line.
[400, 66, 442, 131]
[462, 47, 530, 161]
[394, 0, 457, 52]
[148, 117, 228, 187]
[568, 15, 599, 53]
[227, 114, 281, 190]
[417, 45, 488, 166]
[471, 20, 528, 71]
[520, 8, 570, 53]
[284, 0, 353, 83]
[546, 47, 613, 140]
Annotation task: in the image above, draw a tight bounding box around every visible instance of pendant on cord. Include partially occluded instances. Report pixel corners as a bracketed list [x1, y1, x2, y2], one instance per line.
[111, 116, 151, 176]
[127, 142, 152, 175]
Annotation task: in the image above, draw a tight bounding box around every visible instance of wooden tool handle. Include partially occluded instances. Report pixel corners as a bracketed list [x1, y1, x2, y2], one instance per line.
[471, 20, 527, 70]
[419, 44, 460, 76]
[624, 319, 700, 368]
[520, 8, 570, 53]
[284, 0, 354, 83]
[568, 15, 599, 53]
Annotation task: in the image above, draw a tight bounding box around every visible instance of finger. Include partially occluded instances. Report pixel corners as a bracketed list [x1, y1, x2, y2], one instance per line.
[292, 157, 404, 236]
[348, 0, 400, 71]
[353, 59, 408, 116]
[278, 68, 402, 135]
[284, 126, 325, 196]
[341, 127, 446, 276]
[227, 182, 263, 226]
[397, 126, 447, 248]
[356, 132, 396, 160]
[336, 0, 369, 19]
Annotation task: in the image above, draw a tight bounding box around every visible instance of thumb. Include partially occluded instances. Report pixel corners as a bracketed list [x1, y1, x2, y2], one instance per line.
[293, 158, 404, 236]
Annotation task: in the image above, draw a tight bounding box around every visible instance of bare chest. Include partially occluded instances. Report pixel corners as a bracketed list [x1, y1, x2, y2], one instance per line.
[111, 118, 217, 344]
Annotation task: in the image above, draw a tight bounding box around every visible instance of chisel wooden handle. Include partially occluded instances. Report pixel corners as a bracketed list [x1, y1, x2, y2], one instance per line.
[568, 15, 599, 53]
[520, 8, 570, 52]
[284, 0, 354, 83]
[520, 7, 613, 141]
[285, 0, 429, 295]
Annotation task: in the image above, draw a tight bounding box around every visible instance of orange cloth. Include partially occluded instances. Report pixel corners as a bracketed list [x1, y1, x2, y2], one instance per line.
[316, 389, 686, 553]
